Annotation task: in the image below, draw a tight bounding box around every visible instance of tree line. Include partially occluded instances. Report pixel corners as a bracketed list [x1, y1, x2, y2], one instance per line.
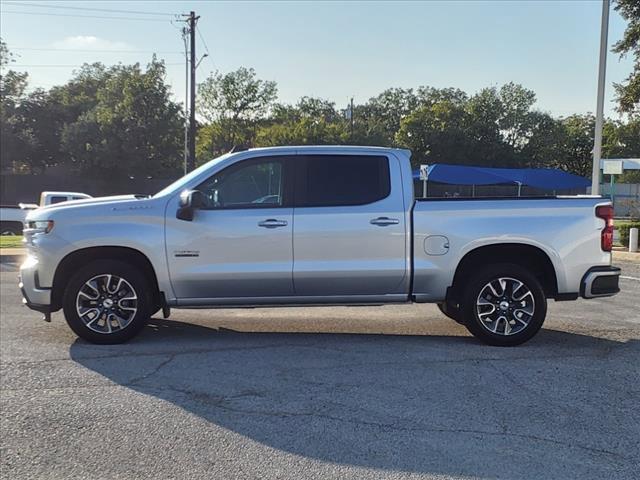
[1, 4, 639, 183]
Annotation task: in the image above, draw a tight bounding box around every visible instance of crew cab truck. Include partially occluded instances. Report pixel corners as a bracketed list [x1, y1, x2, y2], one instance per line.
[19, 146, 620, 346]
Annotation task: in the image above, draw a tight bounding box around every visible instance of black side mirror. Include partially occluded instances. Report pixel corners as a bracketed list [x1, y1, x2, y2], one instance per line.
[176, 189, 205, 221]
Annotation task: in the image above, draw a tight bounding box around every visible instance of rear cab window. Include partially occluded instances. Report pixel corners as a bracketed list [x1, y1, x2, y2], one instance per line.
[295, 155, 390, 207]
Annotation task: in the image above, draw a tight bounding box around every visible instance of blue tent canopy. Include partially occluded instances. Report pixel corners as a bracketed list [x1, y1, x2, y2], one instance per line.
[412, 164, 590, 190]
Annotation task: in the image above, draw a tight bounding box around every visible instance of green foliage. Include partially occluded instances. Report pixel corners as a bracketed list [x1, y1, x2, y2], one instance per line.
[1, 42, 638, 181]
[618, 221, 640, 246]
[1, 47, 184, 177]
[60, 59, 183, 177]
[196, 67, 278, 159]
[612, 0, 640, 114]
[549, 115, 597, 178]
[198, 67, 277, 123]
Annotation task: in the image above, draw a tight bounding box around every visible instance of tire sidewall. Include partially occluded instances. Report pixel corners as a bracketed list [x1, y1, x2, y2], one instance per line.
[461, 263, 547, 347]
[63, 260, 151, 344]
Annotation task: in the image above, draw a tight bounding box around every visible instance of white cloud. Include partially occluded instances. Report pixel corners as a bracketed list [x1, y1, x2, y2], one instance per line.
[52, 36, 133, 51]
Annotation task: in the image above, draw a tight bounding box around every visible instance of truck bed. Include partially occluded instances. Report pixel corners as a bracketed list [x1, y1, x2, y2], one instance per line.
[410, 196, 611, 301]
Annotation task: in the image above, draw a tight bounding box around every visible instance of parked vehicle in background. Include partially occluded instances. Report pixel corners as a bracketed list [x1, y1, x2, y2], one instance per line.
[20, 146, 620, 346]
[1, 192, 92, 235]
[19, 191, 93, 210]
[0, 206, 26, 235]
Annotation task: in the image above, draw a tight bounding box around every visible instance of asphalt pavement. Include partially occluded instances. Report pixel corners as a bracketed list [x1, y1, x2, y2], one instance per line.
[1, 261, 639, 479]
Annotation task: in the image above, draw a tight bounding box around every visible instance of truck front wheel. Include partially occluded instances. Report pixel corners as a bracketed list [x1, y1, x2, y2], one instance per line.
[460, 264, 547, 346]
[62, 260, 151, 344]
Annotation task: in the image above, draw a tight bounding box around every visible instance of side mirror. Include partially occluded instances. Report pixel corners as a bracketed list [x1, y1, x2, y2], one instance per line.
[176, 190, 205, 221]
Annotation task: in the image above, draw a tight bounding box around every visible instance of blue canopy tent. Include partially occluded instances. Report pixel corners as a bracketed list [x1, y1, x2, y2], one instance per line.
[413, 164, 590, 196]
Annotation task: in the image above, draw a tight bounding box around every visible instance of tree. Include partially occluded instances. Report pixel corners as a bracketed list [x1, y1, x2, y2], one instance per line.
[395, 83, 547, 168]
[1, 38, 35, 173]
[197, 67, 277, 155]
[355, 88, 419, 146]
[256, 97, 348, 146]
[613, 0, 640, 114]
[60, 58, 183, 177]
[198, 67, 277, 123]
[540, 115, 596, 178]
[395, 99, 474, 166]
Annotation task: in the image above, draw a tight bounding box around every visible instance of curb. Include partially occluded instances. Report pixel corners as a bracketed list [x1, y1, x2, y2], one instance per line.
[0, 255, 24, 264]
[613, 250, 640, 263]
[0, 248, 26, 264]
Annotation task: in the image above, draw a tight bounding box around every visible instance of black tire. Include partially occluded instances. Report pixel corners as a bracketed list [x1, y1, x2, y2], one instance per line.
[63, 259, 151, 344]
[460, 263, 547, 347]
[437, 302, 463, 324]
[0, 222, 22, 236]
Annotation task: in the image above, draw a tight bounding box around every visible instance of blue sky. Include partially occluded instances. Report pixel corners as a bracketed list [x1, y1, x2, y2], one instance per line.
[0, 0, 633, 118]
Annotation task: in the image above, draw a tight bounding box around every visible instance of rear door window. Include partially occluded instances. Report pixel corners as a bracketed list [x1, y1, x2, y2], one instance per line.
[296, 155, 390, 207]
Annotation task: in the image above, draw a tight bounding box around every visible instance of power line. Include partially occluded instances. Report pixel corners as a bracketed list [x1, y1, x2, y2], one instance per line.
[12, 47, 183, 54]
[2, 1, 177, 16]
[196, 26, 217, 72]
[1, 10, 172, 22]
[8, 63, 183, 67]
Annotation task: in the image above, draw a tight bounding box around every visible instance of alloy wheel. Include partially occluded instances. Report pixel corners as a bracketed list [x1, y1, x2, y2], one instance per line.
[75, 274, 138, 334]
[475, 277, 535, 336]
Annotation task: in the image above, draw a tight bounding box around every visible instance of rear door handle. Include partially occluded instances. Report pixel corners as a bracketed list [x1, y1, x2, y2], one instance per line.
[370, 217, 400, 226]
[258, 219, 288, 228]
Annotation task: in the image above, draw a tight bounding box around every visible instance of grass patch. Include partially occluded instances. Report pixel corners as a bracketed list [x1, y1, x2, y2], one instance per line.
[0, 236, 23, 248]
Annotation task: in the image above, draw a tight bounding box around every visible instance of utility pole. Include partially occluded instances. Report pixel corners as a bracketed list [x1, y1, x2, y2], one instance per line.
[350, 97, 354, 142]
[182, 26, 189, 175]
[188, 11, 199, 172]
[591, 0, 610, 195]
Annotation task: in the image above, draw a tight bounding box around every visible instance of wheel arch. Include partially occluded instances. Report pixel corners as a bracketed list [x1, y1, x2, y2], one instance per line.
[0, 221, 24, 235]
[449, 243, 559, 302]
[51, 246, 161, 311]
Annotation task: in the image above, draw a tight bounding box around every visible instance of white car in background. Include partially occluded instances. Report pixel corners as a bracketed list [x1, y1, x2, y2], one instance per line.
[1, 192, 91, 235]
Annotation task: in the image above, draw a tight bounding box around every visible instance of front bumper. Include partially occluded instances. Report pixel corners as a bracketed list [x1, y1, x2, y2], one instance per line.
[580, 266, 621, 299]
[19, 255, 52, 316]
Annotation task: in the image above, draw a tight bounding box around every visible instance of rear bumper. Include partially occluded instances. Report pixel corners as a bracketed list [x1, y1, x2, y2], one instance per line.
[580, 266, 620, 299]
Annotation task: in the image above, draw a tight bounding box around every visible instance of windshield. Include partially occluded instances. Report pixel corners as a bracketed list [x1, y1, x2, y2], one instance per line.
[153, 153, 233, 197]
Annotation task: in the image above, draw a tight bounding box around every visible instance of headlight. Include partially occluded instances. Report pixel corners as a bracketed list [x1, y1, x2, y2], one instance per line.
[26, 220, 55, 234]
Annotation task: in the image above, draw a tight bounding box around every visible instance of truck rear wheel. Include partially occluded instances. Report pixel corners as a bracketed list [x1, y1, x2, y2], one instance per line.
[62, 260, 151, 344]
[460, 264, 547, 346]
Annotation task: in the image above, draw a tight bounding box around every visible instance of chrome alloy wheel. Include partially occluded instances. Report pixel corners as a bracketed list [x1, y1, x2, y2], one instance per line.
[475, 277, 535, 336]
[75, 274, 138, 334]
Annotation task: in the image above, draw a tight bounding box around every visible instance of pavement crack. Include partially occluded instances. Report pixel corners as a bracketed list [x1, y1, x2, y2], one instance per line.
[153, 383, 630, 461]
[125, 354, 176, 386]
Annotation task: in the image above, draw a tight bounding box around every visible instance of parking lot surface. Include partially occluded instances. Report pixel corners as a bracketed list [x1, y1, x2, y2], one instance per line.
[1, 262, 639, 479]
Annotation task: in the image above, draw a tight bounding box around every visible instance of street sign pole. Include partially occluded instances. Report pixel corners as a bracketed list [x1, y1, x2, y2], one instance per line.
[603, 159, 623, 207]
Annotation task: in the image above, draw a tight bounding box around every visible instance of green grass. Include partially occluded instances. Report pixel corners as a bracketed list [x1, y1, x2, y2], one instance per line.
[0, 236, 23, 248]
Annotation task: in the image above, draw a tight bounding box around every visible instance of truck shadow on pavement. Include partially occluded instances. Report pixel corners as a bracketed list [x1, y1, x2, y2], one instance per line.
[70, 319, 639, 479]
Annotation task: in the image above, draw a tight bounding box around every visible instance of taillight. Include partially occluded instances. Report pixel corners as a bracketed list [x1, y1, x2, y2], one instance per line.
[596, 205, 614, 252]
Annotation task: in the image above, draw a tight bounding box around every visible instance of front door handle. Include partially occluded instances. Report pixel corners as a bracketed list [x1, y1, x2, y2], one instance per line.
[258, 219, 288, 228]
[370, 217, 400, 226]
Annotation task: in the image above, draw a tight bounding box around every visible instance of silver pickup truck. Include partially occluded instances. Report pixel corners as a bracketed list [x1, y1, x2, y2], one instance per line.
[20, 146, 620, 346]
